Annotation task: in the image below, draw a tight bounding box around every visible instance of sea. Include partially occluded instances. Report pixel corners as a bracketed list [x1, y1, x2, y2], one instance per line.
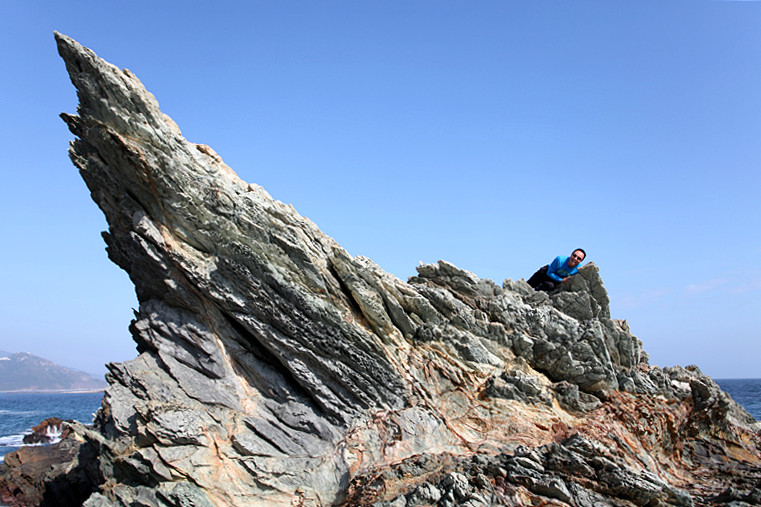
[0, 380, 759, 463]
[0, 391, 104, 462]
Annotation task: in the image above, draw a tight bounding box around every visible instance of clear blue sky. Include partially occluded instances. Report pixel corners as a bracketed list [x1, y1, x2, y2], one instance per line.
[1, 1, 759, 378]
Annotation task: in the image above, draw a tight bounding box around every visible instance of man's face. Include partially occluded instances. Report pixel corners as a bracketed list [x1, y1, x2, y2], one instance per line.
[569, 250, 585, 268]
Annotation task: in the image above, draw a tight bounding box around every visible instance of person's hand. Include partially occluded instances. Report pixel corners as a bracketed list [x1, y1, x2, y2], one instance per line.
[562, 277, 569, 282]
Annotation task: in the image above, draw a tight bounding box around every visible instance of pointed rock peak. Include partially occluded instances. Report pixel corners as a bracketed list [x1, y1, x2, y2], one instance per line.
[55, 31, 179, 142]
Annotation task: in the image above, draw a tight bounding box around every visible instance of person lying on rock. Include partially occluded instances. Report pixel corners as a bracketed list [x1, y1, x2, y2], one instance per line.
[527, 249, 586, 292]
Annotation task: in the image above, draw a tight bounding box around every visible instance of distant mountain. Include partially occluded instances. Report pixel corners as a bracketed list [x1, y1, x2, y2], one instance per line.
[0, 352, 107, 392]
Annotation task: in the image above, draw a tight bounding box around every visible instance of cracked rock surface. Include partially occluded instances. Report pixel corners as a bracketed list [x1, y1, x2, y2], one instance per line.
[1, 33, 759, 506]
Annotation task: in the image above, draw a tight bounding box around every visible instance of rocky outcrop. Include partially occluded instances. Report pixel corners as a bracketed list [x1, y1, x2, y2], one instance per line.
[0, 422, 102, 507]
[1, 32, 759, 506]
[22, 418, 65, 445]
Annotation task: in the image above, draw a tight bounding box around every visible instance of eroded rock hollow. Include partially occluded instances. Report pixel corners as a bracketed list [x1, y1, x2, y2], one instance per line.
[1, 33, 760, 507]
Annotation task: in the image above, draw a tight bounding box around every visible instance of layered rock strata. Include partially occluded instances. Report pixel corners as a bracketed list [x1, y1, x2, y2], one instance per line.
[1, 33, 759, 506]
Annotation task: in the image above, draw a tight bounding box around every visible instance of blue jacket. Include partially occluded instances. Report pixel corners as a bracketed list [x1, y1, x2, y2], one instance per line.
[546, 256, 579, 282]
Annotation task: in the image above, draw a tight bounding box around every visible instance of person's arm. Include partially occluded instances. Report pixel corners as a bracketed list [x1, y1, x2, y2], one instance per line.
[546, 257, 564, 282]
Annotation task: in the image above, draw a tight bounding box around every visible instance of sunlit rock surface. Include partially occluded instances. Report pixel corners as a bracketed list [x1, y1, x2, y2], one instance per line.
[1, 33, 759, 506]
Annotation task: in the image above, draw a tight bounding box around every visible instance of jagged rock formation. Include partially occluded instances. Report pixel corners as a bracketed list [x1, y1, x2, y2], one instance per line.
[0, 421, 101, 507]
[2, 33, 760, 506]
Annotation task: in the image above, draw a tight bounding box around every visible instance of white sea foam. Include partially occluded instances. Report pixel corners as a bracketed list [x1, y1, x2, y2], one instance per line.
[43, 423, 63, 444]
[0, 426, 63, 450]
[0, 434, 26, 447]
[0, 409, 40, 416]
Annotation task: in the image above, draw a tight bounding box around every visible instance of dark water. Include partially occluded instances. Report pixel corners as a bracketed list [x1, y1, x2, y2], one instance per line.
[0, 392, 103, 461]
[716, 378, 761, 421]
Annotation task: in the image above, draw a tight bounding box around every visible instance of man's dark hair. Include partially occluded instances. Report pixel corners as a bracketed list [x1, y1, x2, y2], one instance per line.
[573, 248, 586, 260]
